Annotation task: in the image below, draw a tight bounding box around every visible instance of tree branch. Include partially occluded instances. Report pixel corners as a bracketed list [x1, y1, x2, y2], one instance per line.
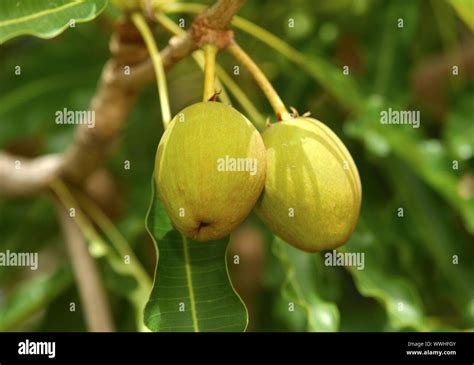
[0, 0, 245, 197]
[199, 0, 246, 29]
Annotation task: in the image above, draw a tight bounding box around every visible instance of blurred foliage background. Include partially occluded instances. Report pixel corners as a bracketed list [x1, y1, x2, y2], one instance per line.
[0, 0, 473, 332]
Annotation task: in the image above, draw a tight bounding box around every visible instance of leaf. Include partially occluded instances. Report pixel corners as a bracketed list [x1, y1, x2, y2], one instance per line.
[0, 265, 73, 331]
[272, 237, 340, 332]
[443, 96, 474, 161]
[385, 160, 474, 326]
[342, 222, 427, 331]
[0, 0, 108, 44]
[449, 0, 474, 31]
[144, 180, 248, 332]
[372, 0, 420, 97]
[0, 198, 59, 284]
[0, 72, 92, 117]
[0, 22, 108, 152]
[333, 144, 473, 330]
[346, 96, 474, 233]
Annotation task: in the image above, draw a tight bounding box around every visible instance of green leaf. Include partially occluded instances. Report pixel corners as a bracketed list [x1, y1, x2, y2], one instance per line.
[346, 96, 474, 233]
[0, 0, 108, 44]
[0, 198, 59, 284]
[342, 223, 427, 331]
[449, 0, 474, 31]
[0, 265, 73, 331]
[385, 160, 474, 326]
[144, 180, 248, 332]
[443, 96, 474, 161]
[272, 238, 340, 332]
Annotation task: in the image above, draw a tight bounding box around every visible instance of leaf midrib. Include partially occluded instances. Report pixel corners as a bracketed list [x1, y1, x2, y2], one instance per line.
[0, 0, 84, 27]
[181, 235, 200, 332]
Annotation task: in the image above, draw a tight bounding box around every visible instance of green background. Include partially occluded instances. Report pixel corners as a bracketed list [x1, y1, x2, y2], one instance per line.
[0, 0, 473, 331]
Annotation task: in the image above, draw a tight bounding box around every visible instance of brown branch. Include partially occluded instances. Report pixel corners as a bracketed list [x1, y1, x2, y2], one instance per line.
[0, 153, 62, 196]
[0, 0, 245, 197]
[198, 0, 246, 29]
[54, 199, 115, 332]
[129, 0, 245, 86]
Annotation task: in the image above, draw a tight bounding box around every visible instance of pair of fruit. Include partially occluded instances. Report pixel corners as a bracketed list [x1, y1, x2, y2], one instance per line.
[155, 102, 361, 252]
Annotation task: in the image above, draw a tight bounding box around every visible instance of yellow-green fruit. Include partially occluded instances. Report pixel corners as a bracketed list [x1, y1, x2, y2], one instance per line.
[155, 102, 266, 241]
[256, 117, 361, 252]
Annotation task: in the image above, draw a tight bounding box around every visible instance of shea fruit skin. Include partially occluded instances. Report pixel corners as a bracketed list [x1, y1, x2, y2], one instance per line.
[256, 117, 361, 252]
[155, 102, 266, 241]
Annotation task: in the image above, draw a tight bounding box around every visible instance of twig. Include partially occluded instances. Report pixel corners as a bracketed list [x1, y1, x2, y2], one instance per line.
[52, 179, 152, 330]
[0, 0, 246, 197]
[75, 190, 152, 290]
[187, 0, 245, 30]
[154, 12, 232, 103]
[74, 190, 152, 331]
[53, 197, 115, 332]
[155, 13, 265, 128]
[227, 41, 290, 121]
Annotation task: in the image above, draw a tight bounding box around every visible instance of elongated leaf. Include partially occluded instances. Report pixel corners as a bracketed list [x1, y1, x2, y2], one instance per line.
[272, 238, 340, 332]
[144, 180, 248, 332]
[0, 198, 59, 284]
[0, 265, 73, 331]
[346, 96, 474, 233]
[342, 224, 427, 331]
[0, 0, 108, 44]
[385, 160, 474, 325]
[449, 0, 474, 30]
[338, 151, 472, 330]
[443, 96, 474, 161]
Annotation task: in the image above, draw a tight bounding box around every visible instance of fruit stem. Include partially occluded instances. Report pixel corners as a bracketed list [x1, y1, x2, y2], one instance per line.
[227, 41, 291, 121]
[163, 2, 206, 14]
[203, 43, 218, 101]
[165, 3, 363, 113]
[155, 13, 266, 129]
[215, 64, 266, 130]
[154, 12, 233, 104]
[131, 12, 172, 128]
